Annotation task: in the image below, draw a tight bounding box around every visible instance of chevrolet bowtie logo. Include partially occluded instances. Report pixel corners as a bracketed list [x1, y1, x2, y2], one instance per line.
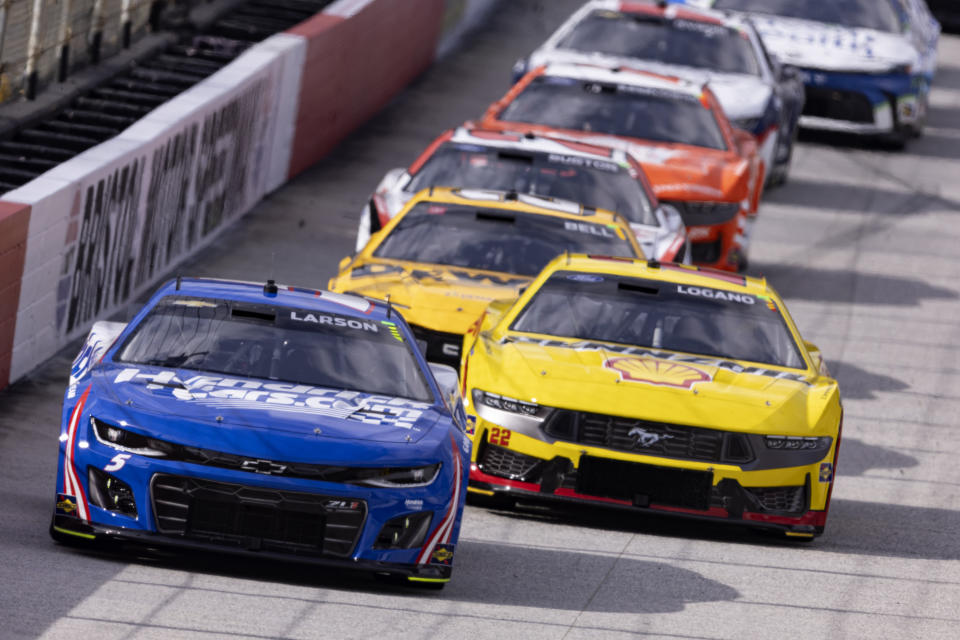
[241, 459, 288, 475]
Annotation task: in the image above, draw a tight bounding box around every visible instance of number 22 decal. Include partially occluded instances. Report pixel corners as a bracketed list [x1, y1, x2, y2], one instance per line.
[104, 453, 132, 472]
[489, 427, 511, 447]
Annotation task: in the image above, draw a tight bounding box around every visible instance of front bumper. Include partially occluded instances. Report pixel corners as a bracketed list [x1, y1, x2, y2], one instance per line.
[467, 421, 836, 538]
[54, 432, 461, 582]
[51, 514, 452, 582]
[798, 68, 926, 135]
[663, 200, 749, 271]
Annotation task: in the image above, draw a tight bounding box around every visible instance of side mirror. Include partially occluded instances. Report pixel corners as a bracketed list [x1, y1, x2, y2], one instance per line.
[804, 340, 829, 376]
[511, 57, 529, 84]
[338, 255, 353, 271]
[780, 64, 800, 81]
[429, 362, 466, 428]
[382, 168, 407, 191]
[429, 362, 460, 398]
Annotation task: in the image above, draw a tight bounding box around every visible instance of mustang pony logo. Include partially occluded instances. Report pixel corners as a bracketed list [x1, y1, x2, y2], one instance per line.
[628, 427, 674, 448]
[605, 357, 712, 390]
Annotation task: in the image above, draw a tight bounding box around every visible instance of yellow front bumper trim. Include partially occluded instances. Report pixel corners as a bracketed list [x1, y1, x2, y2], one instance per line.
[53, 526, 95, 540]
[407, 577, 450, 584]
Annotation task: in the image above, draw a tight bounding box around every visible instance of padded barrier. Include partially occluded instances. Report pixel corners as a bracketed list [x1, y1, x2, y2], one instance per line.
[0, 0, 488, 391]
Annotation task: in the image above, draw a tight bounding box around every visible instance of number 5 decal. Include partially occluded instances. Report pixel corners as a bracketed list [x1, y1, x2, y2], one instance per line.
[104, 453, 132, 472]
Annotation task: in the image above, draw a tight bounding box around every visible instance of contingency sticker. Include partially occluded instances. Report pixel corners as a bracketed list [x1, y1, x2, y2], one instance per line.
[56, 494, 79, 516]
[604, 356, 713, 390]
[819, 462, 834, 483]
[113, 370, 430, 429]
[430, 544, 455, 566]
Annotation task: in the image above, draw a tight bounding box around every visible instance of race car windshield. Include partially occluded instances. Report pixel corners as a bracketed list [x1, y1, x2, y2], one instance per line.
[373, 203, 637, 276]
[499, 78, 727, 151]
[511, 272, 805, 369]
[406, 145, 656, 226]
[559, 11, 760, 76]
[116, 298, 433, 402]
[712, 0, 902, 33]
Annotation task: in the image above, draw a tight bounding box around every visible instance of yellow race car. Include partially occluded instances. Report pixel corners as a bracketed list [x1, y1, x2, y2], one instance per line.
[329, 188, 643, 368]
[461, 254, 842, 539]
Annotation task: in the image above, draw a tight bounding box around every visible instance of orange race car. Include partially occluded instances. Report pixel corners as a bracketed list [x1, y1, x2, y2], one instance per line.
[477, 62, 765, 271]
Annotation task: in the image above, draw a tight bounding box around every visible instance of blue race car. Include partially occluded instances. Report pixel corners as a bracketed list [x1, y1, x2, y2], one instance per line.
[51, 278, 469, 587]
[680, 0, 940, 147]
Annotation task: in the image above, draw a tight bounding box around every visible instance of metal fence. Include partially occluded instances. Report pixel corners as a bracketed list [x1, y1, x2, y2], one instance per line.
[0, 1, 202, 103]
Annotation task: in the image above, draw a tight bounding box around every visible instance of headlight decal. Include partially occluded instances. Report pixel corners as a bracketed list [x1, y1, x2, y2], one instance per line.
[89, 416, 444, 486]
[765, 435, 832, 451]
[473, 390, 540, 416]
[471, 389, 549, 439]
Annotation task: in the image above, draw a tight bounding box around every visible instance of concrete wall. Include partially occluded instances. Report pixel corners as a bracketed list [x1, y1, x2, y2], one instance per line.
[0, 0, 484, 391]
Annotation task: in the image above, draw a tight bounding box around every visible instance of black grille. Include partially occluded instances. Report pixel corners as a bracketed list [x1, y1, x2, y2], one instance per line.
[745, 486, 805, 513]
[691, 238, 723, 264]
[803, 85, 874, 124]
[151, 474, 365, 557]
[543, 410, 754, 465]
[411, 324, 463, 368]
[478, 443, 541, 480]
[662, 201, 741, 227]
[576, 456, 713, 510]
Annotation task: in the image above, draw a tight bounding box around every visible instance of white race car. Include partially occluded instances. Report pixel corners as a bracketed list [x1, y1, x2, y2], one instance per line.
[356, 126, 690, 264]
[513, 0, 806, 186]
[682, 0, 940, 145]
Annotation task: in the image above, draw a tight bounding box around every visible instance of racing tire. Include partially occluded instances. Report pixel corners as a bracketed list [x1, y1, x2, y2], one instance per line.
[767, 124, 798, 189]
[879, 129, 909, 151]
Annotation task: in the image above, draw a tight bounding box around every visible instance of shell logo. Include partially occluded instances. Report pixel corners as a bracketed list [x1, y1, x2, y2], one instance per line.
[604, 357, 712, 390]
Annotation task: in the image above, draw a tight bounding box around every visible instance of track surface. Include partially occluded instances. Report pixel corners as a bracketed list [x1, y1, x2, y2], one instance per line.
[3, 2, 960, 638]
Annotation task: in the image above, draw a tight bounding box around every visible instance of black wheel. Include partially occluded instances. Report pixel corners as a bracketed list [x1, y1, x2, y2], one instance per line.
[879, 129, 909, 151]
[767, 122, 798, 189]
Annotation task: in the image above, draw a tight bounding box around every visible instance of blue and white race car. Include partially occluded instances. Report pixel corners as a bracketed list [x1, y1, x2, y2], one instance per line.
[514, 0, 805, 186]
[51, 278, 469, 587]
[682, 0, 940, 145]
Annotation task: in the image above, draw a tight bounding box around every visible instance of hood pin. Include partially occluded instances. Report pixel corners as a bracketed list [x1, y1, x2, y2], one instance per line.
[216, 416, 223, 423]
[314, 428, 323, 435]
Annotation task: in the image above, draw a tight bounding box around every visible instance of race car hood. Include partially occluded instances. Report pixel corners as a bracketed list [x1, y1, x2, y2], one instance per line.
[749, 15, 917, 73]
[528, 49, 773, 121]
[583, 134, 749, 202]
[484, 337, 828, 435]
[331, 259, 528, 335]
[92, 363, 441, 448]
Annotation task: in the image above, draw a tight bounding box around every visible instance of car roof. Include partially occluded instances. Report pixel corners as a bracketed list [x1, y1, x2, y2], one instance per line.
[407, 186, 629, 226]
[152, 278, 392, 320]
[590, 0, 748, 28]
[540, 254, 772, 295]
[449, 126, 633, 165]
[538, 62, 707, 100]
